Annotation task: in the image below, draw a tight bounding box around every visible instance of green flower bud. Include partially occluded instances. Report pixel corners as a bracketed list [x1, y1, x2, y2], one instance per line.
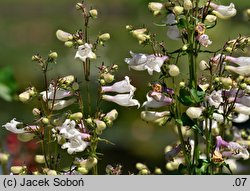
[70, 112, 83, 120]
[72, 82, 80, 90]
[182, 44, 188, 51]
[240, 83, 247, 89]
[140, 169, 150, 175]
[31, 55, 40, 61]
[199, 60, 209, 70]
[179, 81, 185, 87]
[48, 52, 58, 59]
[184, 0, 192, 11]
[225, 47, 232, 53]
[98, 33, 111, 41]
[64, 41, 74, 48]
[17, 133, 34, 142]
[148, 2, 164, 16]
[101, 73, 115, 83]
[246, 9, 250, 19]
[32, 108, 41, 116]
[35, 155, 45, 164]
[42, 117, 49, 125]
[77, 39, 83, 45]
[136, 163, 147, 170]
[104, 109, 118, 121]
[47, 170, 57, 175]
[89, 9, 98, 18]
[205, 15, 217, 23]
[220, 77, 233, 89]
[168, 64, 180, 76]
[11, 166, 26, 174]
[99, 79, 106, 85]
[94, 119, 106, 132]
[173, 6, 184, 15]
[0, 153, 9, 164]
[126, 25, 133, 30]
[75, 3, 83, 10]
[154, 168, 162, 174]
[78, 167, 89, 174]
[85, 117, 93, 125]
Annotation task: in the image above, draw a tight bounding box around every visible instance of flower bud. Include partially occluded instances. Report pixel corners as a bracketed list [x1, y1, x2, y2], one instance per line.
[101, 73, 115, 83]
[94, 119, 106, 131]
[173, 6, 184, 15]
[104, 109, 118, 121]
[98, 33, 111, 41]
[0, 153, 9, 164]
[86, 117, 93, 125]
[199, 60, 209, 70]
[99, 79, 106, 85]
[47, 170, 57, 175]
[75, 3, 83, 10]
[19, 91, 30, 102]
[205, 15, 217, 23]
[140, 169, 150, 175]
[136, 163, 147, 170]
[31, 55, 40, 61]
[11, 166, 26, 174]
[56, 30, 73, 42]
[148, 2, 164, 16]
[64, 41, 74, 48]
[70, 112, 83, 120]
[168, 64, 180, 76]
[78, 167, 89, 174]
[186, 107, 203, 119]
[126, 25, 133, 30]
[247, 9, 250, 19]
[17, 133, 34, 142]
[240, 83, 247, 90]
[184, 0, 192, 11]
[154, 168, 162, 174]
[48, 52, 58, 59]
[225, 47, 232, 53]
[182, 44, 188, 51]
[179, 81, 185, 87]
[72, 82, 80, 90]
[77, 39, 83, 45]
[42, 117, 49, 125]
[220, 77, 233, 89]
[35, 155, 45, 164]
[89, 9, 98, 18]
[85, 157, 98, 170]
[32, 108, 41, 116]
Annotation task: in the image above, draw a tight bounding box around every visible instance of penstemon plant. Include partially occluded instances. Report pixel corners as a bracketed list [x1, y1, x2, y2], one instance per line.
[1, 0, 250, 175]
[125, 0, 250, 175]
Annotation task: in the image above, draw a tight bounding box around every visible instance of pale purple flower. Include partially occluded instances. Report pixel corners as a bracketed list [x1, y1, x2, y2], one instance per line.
[166, 13, 180, 40]
[41, 84, 72, 101]
[141, 111, 170, 122]
[225, 56, 250, 67]
[61, 135, 89, 155]
[142, 91, 173, 108]
[209, 2, 237, 19]
[102, 94, 140, 108]
[75, 43, 96, 62]
[165, 144, 182, 161]
[198, 34, 212, 47]
[125, 51, 168, 75]
[48, 98, 76, 110]
[225, 65, 250, 76]
[101, 76, 136, 95]
[207, 90, 223, 108]
[2, 118, 26, 134]
[215, 136, 249, 160]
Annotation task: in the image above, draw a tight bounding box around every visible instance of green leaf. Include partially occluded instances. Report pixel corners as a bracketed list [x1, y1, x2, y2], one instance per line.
[0, 67, 17, 101]
[178, 88, 196, 106]
[177, 18, 187, 29]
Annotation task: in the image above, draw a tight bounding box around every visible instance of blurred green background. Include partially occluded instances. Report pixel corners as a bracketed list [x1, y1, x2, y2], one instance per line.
[0, 0, 250, 174]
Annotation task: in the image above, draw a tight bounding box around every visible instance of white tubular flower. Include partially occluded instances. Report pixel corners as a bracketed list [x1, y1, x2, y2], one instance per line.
[141, 111, 170, 122]
[225, 56, 250, 67]
[102, 94, 140, 108]
[56, 30, 73, 42]
[75, 43, 96, 62]
[186, 107, 203, 119]
[125, 51, 168, 75]
[198, 34, 212, 47]
[234, 103, 250, 115]
[148, 2, 164, 16]
[207, 91, 223, 108]
[41, 84, 72, 101]
[225, 65, 250, 76]
[213, 113, 224, 123]
[166, 13, 180, 40]
[2, 118, 26, 134]
[183, 0, 192, 11]
[58, 119, 81, 139]
[48, 98, 76, 110]
[142, 92, 173, 108]
[209, 2, 237, 19]
[101, 76, 136, 95]
[233, 113, 249, 123]
[168, 64, 180, 76]
[61, 136, 88, 155]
